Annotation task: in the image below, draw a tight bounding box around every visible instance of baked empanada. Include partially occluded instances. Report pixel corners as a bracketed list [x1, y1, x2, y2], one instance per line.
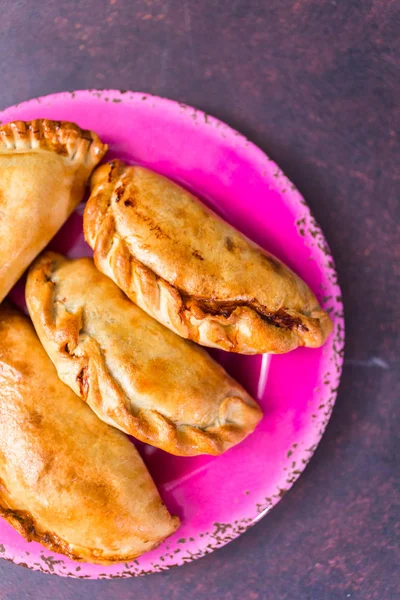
[0, 119, 107, 302]
[0, 304, 179, 564]
[83, 160, 332, 354]
[26, 253, 262, 456]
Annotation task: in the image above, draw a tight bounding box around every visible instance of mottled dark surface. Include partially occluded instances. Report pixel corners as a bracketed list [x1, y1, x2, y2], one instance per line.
[0, 1, 399, 598]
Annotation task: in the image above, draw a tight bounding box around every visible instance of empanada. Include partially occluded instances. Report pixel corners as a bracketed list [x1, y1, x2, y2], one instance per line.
[0, 304, 179, 564]
[0, 119, 107, 302]
[84, 160, 333, 354]
[26, 253, 262, 456]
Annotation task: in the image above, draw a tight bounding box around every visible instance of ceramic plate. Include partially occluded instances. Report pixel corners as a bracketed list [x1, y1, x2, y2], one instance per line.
[0, 90, 344, 578]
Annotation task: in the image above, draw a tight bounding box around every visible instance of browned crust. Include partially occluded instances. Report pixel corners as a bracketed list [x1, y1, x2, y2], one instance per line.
[83, 160, 332, 355]
[0, 306, 179, 564]
[26, 253, 262, 456]
[0, 500, 173, 565]
[0, 119, 107, 167]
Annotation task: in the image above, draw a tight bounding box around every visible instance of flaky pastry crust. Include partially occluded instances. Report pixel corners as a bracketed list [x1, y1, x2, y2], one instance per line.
[26, 253, 262, 456]
[0, 303, 179, 564]
[0, 119, 107, 302]
[84, 160, 332, 354]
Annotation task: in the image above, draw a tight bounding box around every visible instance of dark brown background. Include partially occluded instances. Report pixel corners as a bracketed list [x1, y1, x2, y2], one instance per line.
[0, 1, 399, 598]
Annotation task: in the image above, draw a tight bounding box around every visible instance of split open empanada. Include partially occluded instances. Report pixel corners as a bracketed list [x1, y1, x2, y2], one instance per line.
[0, 119, 107, 302]
[0, 303, 179, 564]
[26, 253, 262, 456]
[83, 160, 333, 354]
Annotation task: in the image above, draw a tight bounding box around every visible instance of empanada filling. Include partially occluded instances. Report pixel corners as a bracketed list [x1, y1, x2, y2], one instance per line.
[183, 297, 308, 331]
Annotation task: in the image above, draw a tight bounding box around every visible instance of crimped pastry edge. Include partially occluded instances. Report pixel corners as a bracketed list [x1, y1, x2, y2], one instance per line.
[26, 253, 262, 456]
[0, 119, 107, 167]
[84, 160, 332, 354]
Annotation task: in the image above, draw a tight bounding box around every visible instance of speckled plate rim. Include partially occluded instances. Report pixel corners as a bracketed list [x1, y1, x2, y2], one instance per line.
[0, 90, 344, 578]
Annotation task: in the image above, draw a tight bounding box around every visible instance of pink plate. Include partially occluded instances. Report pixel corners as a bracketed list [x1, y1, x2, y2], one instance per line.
[0, 90, 344, 578]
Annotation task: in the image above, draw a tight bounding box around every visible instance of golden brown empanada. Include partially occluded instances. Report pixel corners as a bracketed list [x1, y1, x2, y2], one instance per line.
[0, 303, 179, 564]
[0, 119, 107, 302]
[26, 252, 262, 456]
[83, 160, 333, 355]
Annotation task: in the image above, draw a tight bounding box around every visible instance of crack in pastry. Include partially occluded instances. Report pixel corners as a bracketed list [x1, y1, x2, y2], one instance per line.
[26, 253, 262, 456]
[181, 297, 309, 331]
[83, 160, 332, 354]
[0, 119, 107, 302]
[0, 303, 179, 564]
